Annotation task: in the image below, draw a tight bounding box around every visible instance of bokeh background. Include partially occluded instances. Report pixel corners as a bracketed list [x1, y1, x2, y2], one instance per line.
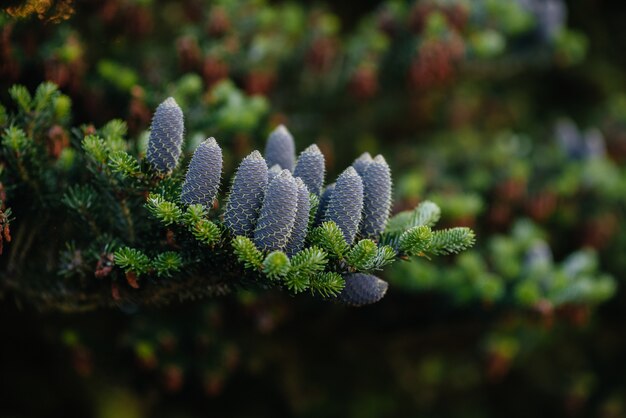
[1, 0, 626, 417]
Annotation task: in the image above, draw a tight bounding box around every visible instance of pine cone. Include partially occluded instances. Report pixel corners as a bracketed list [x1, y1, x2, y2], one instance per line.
[264, 125, 296, 172]
[314, 182, 335, 226]
[339, 273, 388, 306]
[146, 97, 185, 174]
[267, 164, 282, 183]
[359, 155, 392, 238]
[224, 151, 268, 237]
[323, 167, 364, 245]
[285, 178, 311, 257]
[352, 152, 373, 176]
[180, 137, 223, 208]
[293, 144, 325, 196]
[253, 170, 298, 252]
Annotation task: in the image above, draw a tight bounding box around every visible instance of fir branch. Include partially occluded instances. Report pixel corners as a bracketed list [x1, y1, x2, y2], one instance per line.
[385, 201, 441, 240]
[2, 126, 40, 197]
[118, 198, 136, 243]
[263, 251, 291, 280]
[100, 119, 128, 142]
[182, 204, 207, 225]
[146, 193, 183, 226]
[0, 86, 479, 308]
[62, 185, 101, 236]
[32, 82, 59, 113]
[151, 252, 183, 278]
[284, 247, 328, 293]
[426, 227, 476, 256]
[114, 247, 150, 275]
[2, 125, 30, 153]
[108, 150, 141, 178]
[9, 85, 32, 113]
[283, 270, 310, 293]
[410, 200, 441, 228]
[309, 221, 350, 258]
[371, 245, 397, 270]
[289, 246, 328, 278]
[82, 134, 108, 165]
[385, 211, 412, 233]
[399, 225, 433, 257]
[189, 219, 221, 246]
[309, 272, 345, 297]
[182, 204, 221, 246]
[232, 236, 264, 270]
[346, 239, 378, 270]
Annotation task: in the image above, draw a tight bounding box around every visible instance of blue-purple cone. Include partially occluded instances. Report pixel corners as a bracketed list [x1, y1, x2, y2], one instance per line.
[285, 178, 311, 257]
[323, 167, 364, 245]
[253, 170, 298, 251]
[352, 152, 373, 177]
[293, 144, 325, 196]
[224, 151, 268, 237]
[359, 155, 392, 238]
[339, 273, 388, 306]
[265, 125, 296, 172]
[180, 137, 223, 208]
[147, 97, 185, 173]
[314, 183, 335, 226]
[268, 164, 282, 183]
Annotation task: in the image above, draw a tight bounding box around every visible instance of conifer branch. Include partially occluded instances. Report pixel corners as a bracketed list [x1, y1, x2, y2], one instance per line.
[427, 228, 477, 256]
[232, 236, 264, 270]
[0, 84, 476, 310]
[309, 221, 350, 259]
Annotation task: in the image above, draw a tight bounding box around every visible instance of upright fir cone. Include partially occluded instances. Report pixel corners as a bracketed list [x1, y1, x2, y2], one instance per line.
[359, 155, 392, 238]
[293, 144, 325, 196]
[224, 151, 268, 237]
[323, 167, 364, 245]
[339, 273, 389, 306]
[180, 137, 223, 208]
[352, 152, 373, 176]
[146, 97, 185, 174]
[314, 183, 335, 226]
[284, 178, 311, 257]
[253, 170, 298, 251]
[268, 164, 282, 183]
[265, 125, 296, 172]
